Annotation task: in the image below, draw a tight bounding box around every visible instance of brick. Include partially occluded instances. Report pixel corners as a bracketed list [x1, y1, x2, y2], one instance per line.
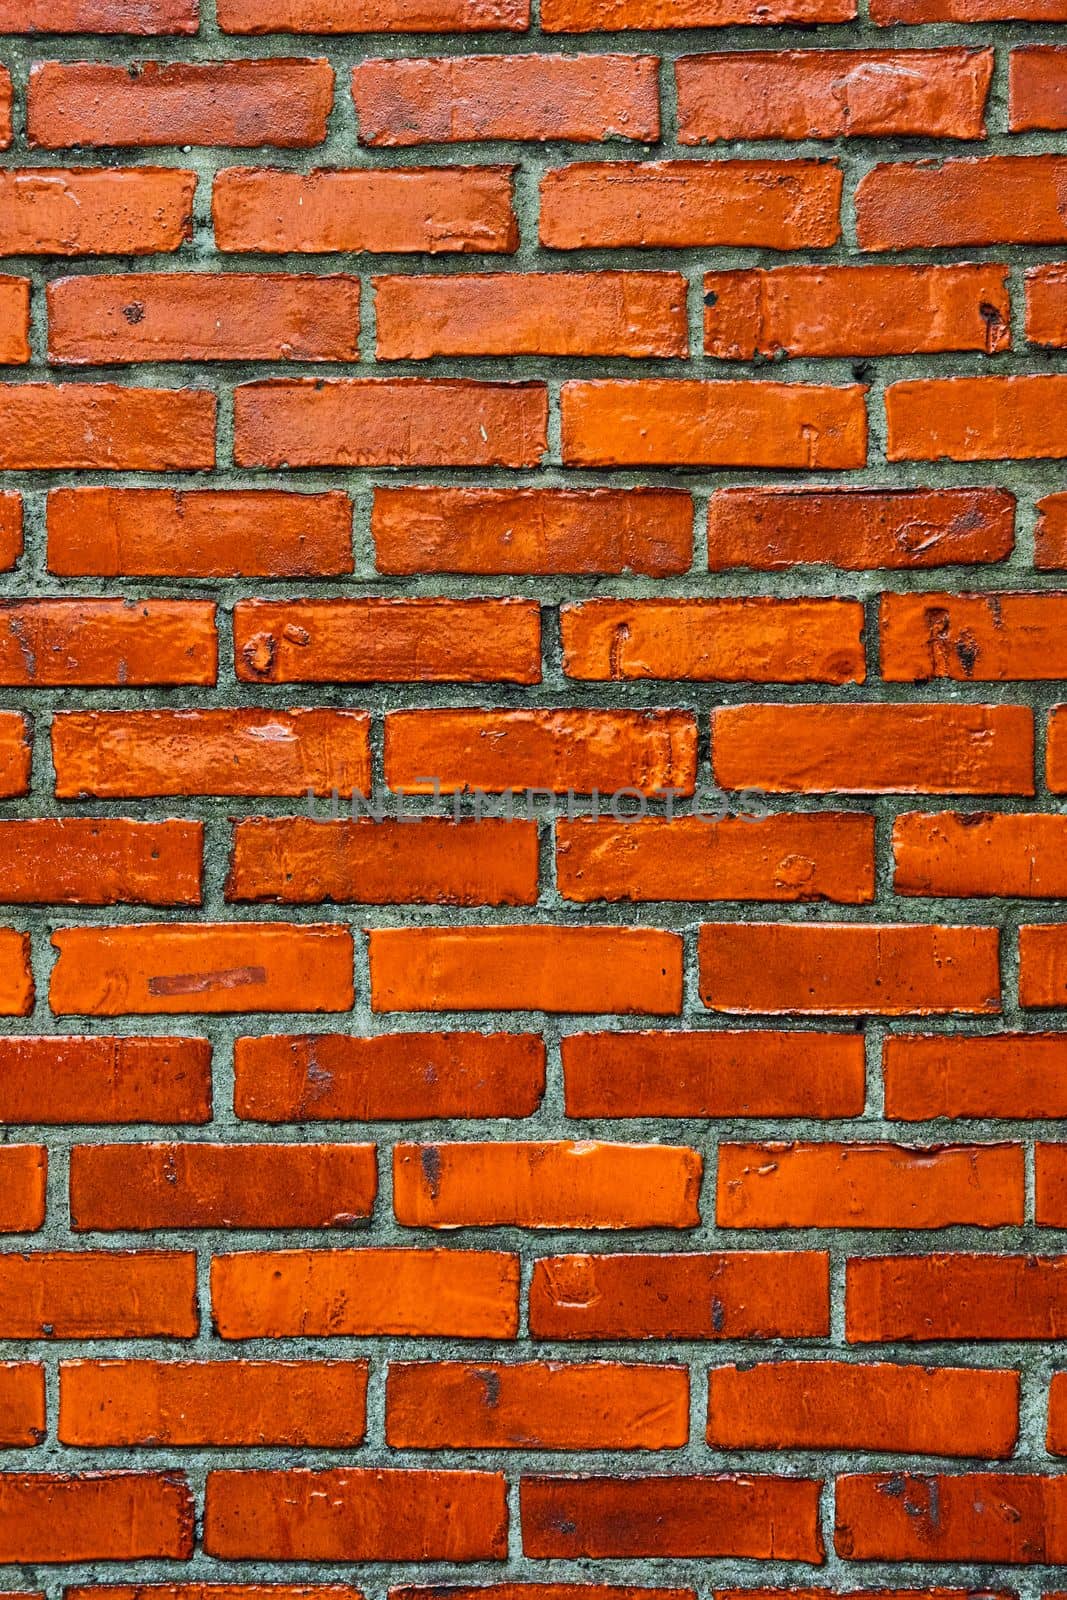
[540, 161, 841, 250]
[394, 1588, 693, 1600]
[1043, 707, 1067, 792]
[233, 598, 540, 683]
[52, 709, 371, 799]
[0, 714, 27, 798]
[204, 1469, 508, 1559]
[835, 1473, 1067, 1563]
[894, 811, 1067, 898]
[704, 264, 1009, 359]
[372, 487, 693, 576]
[858, 156, 1067, 249]
[393, 1140, 701, 1228]
[561, 1030, 865, 1117]
[0, 1473, 194, 1563]
[386, 1361, 689, 1449]
[555, 814, 875, 904]
[883, 591, 1067, 679]
[678, 49, 991, 142]
[875, 0, 1067, 15]
[48, 274, 359, 363]
[58, 1360, 367, 1445]
[711, 703, 1034, 795]
[353, 56, 658, 145]
[846, 1253, 1067, 1341]
[48, 488, 353, 579]
[76, 1589, 363, 1600]
[1036, 1144, 1067, 1225]
[0, 0, 197, 27]
[384, 709, 697, 796]
[369, 927, 684, 1014]
[561, 380, 866, 468]
[0, 169, 195, 256]
[699, 921, 1001, 1015]
[0, 67, 8, 149]
[29, 60, 333, 150]
[212, 1247, 520, 1338]
[228, 819, 539, 906]
[70, 1142, 375, 1229]
[0, 1252, 196, 1339]
[235, 379, 546, 467]
[0, 819, 200, 906]
[51, 923, 354, 1016]
[1020, 925, 1067, 1007]
[0, 1148, 47, 1233]
[0, 930, 33, 1016]
[1026, 264, 1067, 346]
[560, 597, 864, 682]
[888, 376, 1067, 461]
[218, 0, 528, 27]
[707, 1361, 1018, 1455]
[0, 599, 216, 685]
[0, 496, 20, 571]
[521, 1475, 823, 1561]
[0, 1036, 212, 1125]
[0, 278, 29, 362]
[708, 486, 1015, 570]
[718, 1140, 1023, 1228]
[0, 385, 214, 470]
[542, 0, 854, 30]
[1045, 1372, 1067, 1452]
[1011, 46, 1067, 129]
[374, 273, 687, 359]
[214, 166, 517, 254]
[0, 1364, 45, 1446]
[1036, 492, 1067, 567]
[885, 1033, 1067, 1120]
[234, 1032, 544, 1121]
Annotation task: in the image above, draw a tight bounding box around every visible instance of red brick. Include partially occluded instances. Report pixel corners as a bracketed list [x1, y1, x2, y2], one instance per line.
[48, 488, 353, 579]
[0, 599, 216, 685]
[212, 1247, 520, 1339]
[218, 0, 528, 27]
[0, 495, 21, 572]
[560, 597, 864, 681]
[234, 1032, 544, 1121]
[353, 56, 658, 145]
[387, 1361, 688, 1449]
[0, 0, 197, 27]
[540, 161, 841, 249]
[835, 1473, 1067, 1563]
[0, 929, 33, 1016]
[233, 598, 540, 683]
[1036, 1144, 1067, 1225]
[0, 819, 201, 906]
[1036, 492, 1067, 567]
[394, 1588, 692, 1600]
[0, 385, 214, 470]
[0, 713, 27, 798]
[73, 1589, 364, 1600]
[542, 0, 854, 31]
[875, 0, 1067, 16]
[1043, 707, 1067, 792]
[555, 814, 875, 904]
[561, 380, 866, 468]
[0, 1364, 45, 1446]
[704, 263, 1009, 359]
[711, 703, 1034, 794]
[228, 819, 539, 906]
[561, 1030, 865, 1117]
[707, 1361, 1018, 1455]
[59, 1360, 367, 1445]
[52, 709, 371, 799]
[0, 1035, 212, 1125]
[0, 1474, 194, 1563]
[0, 1147, 47, 1233]
[372, 487, 692, 576]
[50, 923, 353, 1016]
[678, 49, 991, 142]
[374, 273, 687, 359]
[235, 379, 546, 467]
[883, 590, 1067, 679]
[885, 1033, 1067, 1120]
[894, 811, 1067, 898]
[214, 166, 517, 254]
[0, 1251, 197, 1339]
[858, 156, 1067, 249]
[393, 1140, 700, 1228]
[1045, 1372, 1067, 1452]
[529, 1251, 829, 1339]
[385, 709, 697, 795]
[0, 169, 195, 256]
[70, 1142, 375, 1230]
[1011, 46, 1067, 129]
[0, 67, 8, 149]
[29, 60, 333, 149]
[699, 921, 1001, 1015]
[521, 1475, 823, 1561]
[48, 274, 359, 363]
[707, 486, 1015, 570]
[718, 1140, 1023, 1229]
[0, 277, 29, 362]
[1026, 264, 1067, 346]
[369, 926, 683, 1015]
[204, 1469, 508, 1560]
[888, 376, 1067, 461]
[846, 1253, 1067, 1341]
[1019, 924, 1067, 1007]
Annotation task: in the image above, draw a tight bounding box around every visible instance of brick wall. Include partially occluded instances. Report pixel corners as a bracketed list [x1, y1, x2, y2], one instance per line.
[1, 0, 1067, 1587]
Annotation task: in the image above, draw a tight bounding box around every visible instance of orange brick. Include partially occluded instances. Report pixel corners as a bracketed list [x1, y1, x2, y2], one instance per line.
[543, 0, 852, 22]
[858, 156, 1067, 248]
[847, 1252, 1067, 1341]
[0, 929, 33, 1016]
[0, 277, 29, 362]
[885, 1033, 1067, 1120]
[888, 376, 1067, 460]
[0, 714, 27, 798]
[1011, 46, 1067, 129]
[0, 1363, 45, 1446]
[874, 0, 1067, 15]
[369, 926, 683, 1014]
[0, 1251, 197, 1340]
[234, 1032, 544, 1121]
[0, 1035, 212, 1125]
[883, 590, 1067, 678]
[1036, 492, 1067, 567]
[1036, 1144, 1067, 1225]
[0, 169, 195, 256]
[218, 0, 528, 27]
[387, 1361, 688, 1449]
[1026, 264, 1067, 346]
[0, 1474, 194, 1563]
[0, 599, 216, 685]
[1046, 1372, 1067, 1452]
[0, 385, 214, 470]
[374, 273, 687, 359]
[50, 923, 354, 1015]
[59, 1360, 367, 1445]
[1, 0, 197, 27]
[52, 709, 371, 799]
[48, 274, 359, 363]
[894, 810, 1067, 898]
[0, 494, 21, 571]
[835, 1473, 1067, 1563]
[1020, 925, 1067, 1007]
[0, 1147, 47, 1233]
[233, 598, 540, 683]
[0, 819, 201, 906]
